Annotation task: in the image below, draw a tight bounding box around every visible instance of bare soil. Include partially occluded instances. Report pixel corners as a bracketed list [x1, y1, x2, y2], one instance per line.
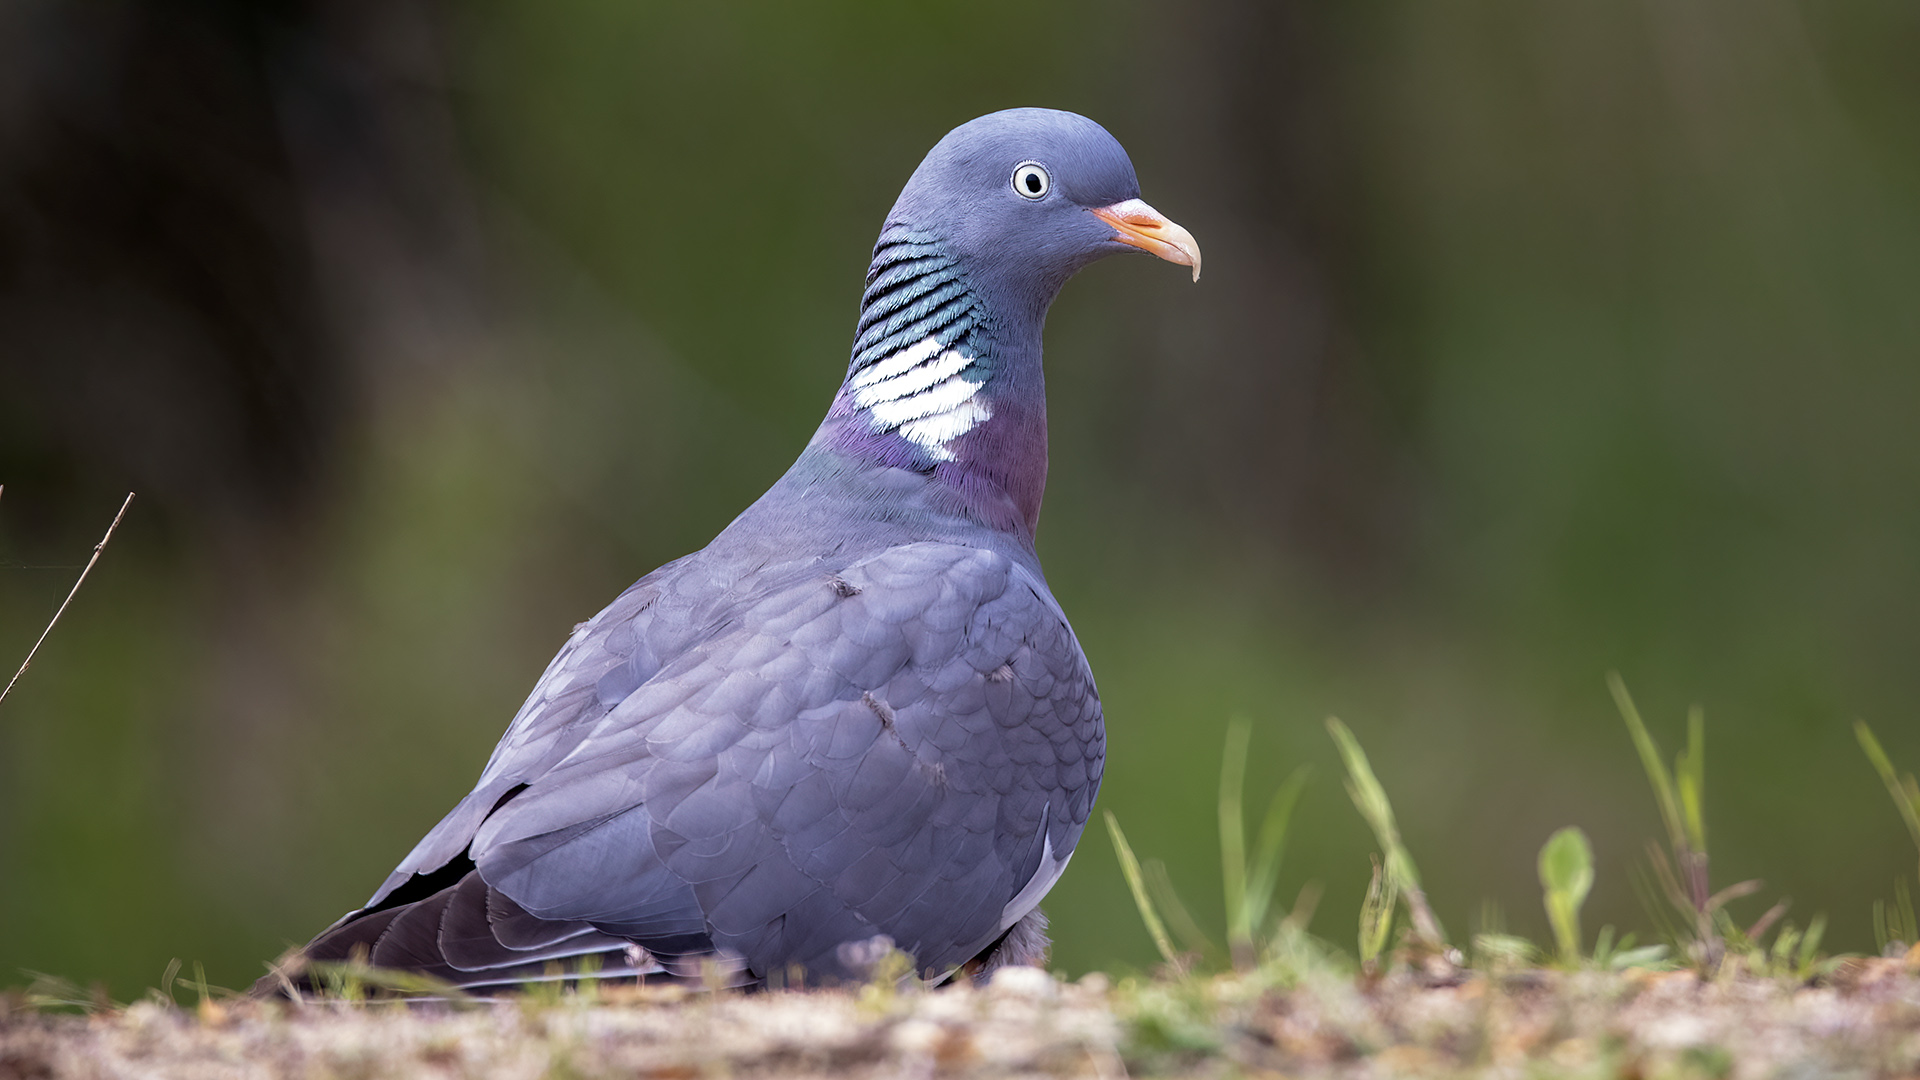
[3, 958, 1918, 1078]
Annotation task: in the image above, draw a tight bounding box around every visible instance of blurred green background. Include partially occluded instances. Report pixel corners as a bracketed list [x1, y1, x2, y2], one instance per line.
[2, 0, 1917, 997]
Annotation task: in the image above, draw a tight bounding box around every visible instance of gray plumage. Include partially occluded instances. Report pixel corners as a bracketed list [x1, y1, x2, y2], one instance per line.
[265, 107, 1198, 992]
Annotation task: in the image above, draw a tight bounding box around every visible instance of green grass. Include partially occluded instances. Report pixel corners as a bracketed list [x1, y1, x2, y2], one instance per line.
[1105, 716, 1317, 974]
[1105, 675, 1920, 985]
[1857, 719, 1920, 956]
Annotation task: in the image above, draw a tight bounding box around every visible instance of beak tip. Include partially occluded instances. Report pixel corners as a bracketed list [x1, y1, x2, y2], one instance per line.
[1091, 199, 1202, 284]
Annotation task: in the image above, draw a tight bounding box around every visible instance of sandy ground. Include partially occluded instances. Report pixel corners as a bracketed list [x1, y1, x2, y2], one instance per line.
[4, 958, 1919, 1078]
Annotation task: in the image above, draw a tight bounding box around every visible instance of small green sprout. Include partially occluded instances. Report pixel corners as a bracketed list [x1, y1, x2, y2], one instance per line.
[1591, 926, 1672, 971]
[1763, 914, 1828, 980]
[1358, 857, 1399, 968]
[1471, 932, 1540, 969]
[1873, 877, 1918, 955]
[1470, 900, 1535, 968]
[1538, 826, 1594, 966]
[1327, 717, 1448, 951]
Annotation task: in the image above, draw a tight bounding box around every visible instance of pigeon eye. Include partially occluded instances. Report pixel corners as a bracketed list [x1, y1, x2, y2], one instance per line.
[1011, 162, 1050, 200]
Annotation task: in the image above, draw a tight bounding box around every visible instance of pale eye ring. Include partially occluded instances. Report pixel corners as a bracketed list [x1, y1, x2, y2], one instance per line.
[1011, 161, 1050, 200]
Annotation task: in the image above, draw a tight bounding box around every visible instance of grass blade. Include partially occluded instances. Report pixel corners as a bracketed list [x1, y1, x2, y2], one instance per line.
[1245, 767, 1310, 938]
[1327, 717, 1447, 946]
[1219, 717, 1252, 963]
[1609, 673, 1686, 857]
[1105, 810, 1177, 965]
[1855, 720, 1920, 858]
[1144, 858, 1218, 960]
[1680, 705, 1708, 855]
[1796, 913, 1826, 978]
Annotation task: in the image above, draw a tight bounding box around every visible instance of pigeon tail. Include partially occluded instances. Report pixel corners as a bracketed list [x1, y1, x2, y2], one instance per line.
[253, 871, 728, 997]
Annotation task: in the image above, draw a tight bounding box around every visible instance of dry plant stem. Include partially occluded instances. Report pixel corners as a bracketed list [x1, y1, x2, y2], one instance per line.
[0, 492, 134, 708]
[1404, 885, 1446, 949]
[1746, 898, 1791, 944]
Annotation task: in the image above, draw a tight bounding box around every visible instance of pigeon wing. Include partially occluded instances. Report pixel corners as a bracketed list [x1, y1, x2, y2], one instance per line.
[470, 541, 1105, 980]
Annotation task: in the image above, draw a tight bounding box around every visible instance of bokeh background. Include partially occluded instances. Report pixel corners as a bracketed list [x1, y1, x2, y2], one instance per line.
[3, 0, 1917, 998]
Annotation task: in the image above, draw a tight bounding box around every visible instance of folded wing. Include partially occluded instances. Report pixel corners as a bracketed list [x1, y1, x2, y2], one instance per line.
[296, 541, 1103, 987]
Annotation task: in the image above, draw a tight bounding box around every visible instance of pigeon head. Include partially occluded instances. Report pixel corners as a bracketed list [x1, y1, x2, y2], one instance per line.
[886, 108, 1201, 310]
[818, 108, 1198, 540]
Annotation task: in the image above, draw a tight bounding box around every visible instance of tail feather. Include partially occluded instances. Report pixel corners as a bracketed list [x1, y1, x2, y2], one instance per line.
[304, 905, 403, 964]
[477, 876, 608, 952]
[362, 886, 462, 979]
[253, 869, 706, 997]
[441, 872, 619, 968]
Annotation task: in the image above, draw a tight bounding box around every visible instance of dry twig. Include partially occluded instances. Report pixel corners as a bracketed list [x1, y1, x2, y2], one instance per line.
[0, 492, 135, 708]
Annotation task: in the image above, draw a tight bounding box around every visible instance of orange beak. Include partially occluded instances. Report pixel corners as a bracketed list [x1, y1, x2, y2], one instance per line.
[1089, 199, 1202, 282]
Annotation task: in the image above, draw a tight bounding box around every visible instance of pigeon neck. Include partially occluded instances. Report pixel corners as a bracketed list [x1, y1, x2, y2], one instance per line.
[815, 226, 1051, 540]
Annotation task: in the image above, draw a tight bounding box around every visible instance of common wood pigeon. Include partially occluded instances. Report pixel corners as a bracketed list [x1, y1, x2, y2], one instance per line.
[265, 107, 1199, 992]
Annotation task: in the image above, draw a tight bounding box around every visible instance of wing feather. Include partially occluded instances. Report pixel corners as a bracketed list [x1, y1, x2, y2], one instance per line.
[349, 540, 1102, 985]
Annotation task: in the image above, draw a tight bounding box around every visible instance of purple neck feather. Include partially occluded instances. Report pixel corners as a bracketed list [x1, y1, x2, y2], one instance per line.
[817, 353, 1047, 539]
[805, 226, 1056, 541]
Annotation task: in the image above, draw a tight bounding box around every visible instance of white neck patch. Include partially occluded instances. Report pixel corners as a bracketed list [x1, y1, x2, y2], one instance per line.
[848, 335, 991, 461]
